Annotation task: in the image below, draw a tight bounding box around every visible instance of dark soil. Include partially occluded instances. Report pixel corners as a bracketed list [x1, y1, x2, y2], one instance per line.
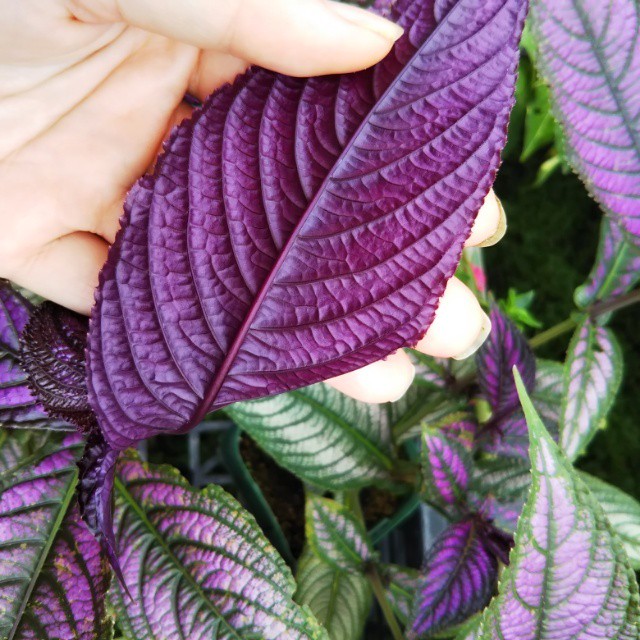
[239, 434, 306, 557]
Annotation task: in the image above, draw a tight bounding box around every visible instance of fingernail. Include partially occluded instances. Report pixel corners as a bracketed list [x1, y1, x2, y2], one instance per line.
[327, 1, 405, 42]
[478, 197, 507, 248]
[453, 311, 492, 360]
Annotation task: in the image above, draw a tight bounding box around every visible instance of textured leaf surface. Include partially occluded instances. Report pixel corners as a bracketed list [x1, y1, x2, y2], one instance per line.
[575, 216, 640, 310]
[87, 0, 527, 451]
[560, 317, 623, 460]
[226, 382, 393, 489]
[110, 454, 327, 640]
[478, 374, 640, 639]
[305, 496, 374, 572]
[295, 548, 371, 640]
[581, 471, 640, 571]
[0, 283, 68, 430]
[0, 430, 111, 640]
[408, 519, 500, 639]
[531, 0, 640, 236]
[477, 307, 536, 418]
[21, 303, 93, 430]
[421, 428, 471, 516]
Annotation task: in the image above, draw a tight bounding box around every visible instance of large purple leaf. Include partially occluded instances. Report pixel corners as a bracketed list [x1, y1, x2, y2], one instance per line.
[87, 0, 527, 451]
[408, 518, 502, 639]
[560, 317, 623, 460]
[530, 0, 640, 237]
[575, 216, 640, 312]
[109, 454, 326, 639]
[0, 283, 69, 430]
[0, 430, 111, 639]
[477, 306, 536, 418]
[477, 373, 640, 639]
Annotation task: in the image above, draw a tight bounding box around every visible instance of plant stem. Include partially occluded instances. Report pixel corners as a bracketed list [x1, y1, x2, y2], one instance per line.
[346, 491, 404, 640]
[529, 289, 640, 349]
[528, 317, 577, 349]
[367, 566, 405, 640]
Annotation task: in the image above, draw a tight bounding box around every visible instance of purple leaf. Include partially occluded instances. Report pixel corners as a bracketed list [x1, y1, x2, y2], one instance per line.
[421, 428, 472, 516]
[76, 427, 121, 578]
[0, 283, 70, 430]
[0, 430, 111, 639]
[87, 0, 527, 451]
[478, 373, 640, 638]
[575, 216, 640, 311]
[560, 317, 623, 460]
[408, 518, 502, 639]
[477, 307, 536, 418]
[531, 0, 640, 237]
[481, 408, 529, 460]
[20, 302, 93, 431]
[110, 454, 326, 639]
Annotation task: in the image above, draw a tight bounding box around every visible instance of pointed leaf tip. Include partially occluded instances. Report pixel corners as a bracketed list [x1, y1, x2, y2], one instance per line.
[479, 374, 640, 639]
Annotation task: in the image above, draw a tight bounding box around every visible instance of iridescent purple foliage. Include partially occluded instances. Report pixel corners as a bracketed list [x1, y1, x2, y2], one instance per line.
[476, 306, 536, 458]
[409, 518, 510, 638]
[531, 0, 640, 238]
[0, 431, 110, 639]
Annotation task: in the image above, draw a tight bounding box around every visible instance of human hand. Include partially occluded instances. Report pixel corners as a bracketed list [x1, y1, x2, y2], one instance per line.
[0, 0, 505, 403]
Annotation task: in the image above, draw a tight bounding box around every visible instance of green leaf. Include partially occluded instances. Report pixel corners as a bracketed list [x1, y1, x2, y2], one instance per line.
[295, 548, 371, 640]
[560, 318, 623, 460]
[580, 471, 640, 572]
[305, 496, 375, 572]
[226, 383, 394, 490]
[383, 565, 419, 625]
[477, 373, 640, 639]
[520, 82, 556, 162]
[454, 615, 482, 640]
[110, 453, 327, 640]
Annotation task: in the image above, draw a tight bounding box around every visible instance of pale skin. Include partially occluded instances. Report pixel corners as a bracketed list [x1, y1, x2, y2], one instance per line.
[0, 0, 505, 404]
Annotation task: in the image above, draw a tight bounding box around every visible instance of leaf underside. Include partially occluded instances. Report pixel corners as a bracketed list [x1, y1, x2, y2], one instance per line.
[86, 0, 526, 453]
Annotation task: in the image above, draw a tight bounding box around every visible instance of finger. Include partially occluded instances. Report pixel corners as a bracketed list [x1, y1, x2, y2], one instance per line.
[326, 350, 415, 403]
[11, 232, 108, 315]
[464, 190, 507, 248]
[189, 51, 248, 101]
[28, 35, 198, 243]
[415, 277, 491, 360]
[98, 0, 403, 75]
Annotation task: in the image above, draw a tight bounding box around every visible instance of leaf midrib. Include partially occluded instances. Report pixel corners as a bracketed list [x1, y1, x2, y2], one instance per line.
[571, 1, 640, 168]
[290, 390, 393, 470]
[114, 477, 253, 640]
[7, 468, 77, 640]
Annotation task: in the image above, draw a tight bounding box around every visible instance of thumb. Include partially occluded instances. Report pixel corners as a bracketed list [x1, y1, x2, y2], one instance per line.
[83, 0, 403, 75]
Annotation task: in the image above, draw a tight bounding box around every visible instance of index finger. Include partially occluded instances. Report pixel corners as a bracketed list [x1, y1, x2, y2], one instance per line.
[74, 0, 403, 76]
